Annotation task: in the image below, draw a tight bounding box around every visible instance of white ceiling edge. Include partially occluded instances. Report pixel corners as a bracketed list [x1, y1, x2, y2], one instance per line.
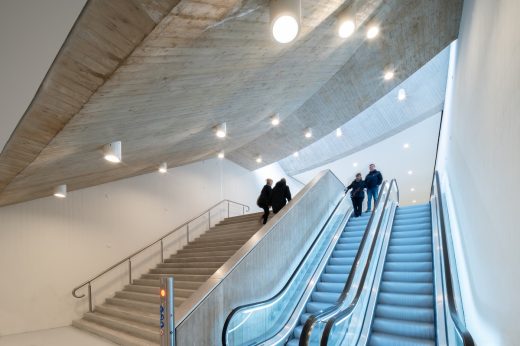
[0, 0, 87, 152]
[279, 46, 450, 176]
[294, 113, 442, 206]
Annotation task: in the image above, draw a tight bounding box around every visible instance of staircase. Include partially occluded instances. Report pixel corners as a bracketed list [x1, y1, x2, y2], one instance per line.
[287, 212, 372, 345]
[368, 203, 435, 346]
[73, 212, 264, 345]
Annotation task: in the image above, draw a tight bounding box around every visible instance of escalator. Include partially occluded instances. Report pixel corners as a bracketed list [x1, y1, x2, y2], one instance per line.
[287, 213, 371, 345]
[367, 204, 435, 345]
[222, 181, 393, 346]
[309, 172, 474, 346]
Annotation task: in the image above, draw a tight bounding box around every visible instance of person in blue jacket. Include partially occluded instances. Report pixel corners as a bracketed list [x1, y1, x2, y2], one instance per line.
[365, 163, 383, 213]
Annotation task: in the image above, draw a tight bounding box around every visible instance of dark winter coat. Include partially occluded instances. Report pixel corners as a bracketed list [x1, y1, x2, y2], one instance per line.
[257, 185, 272, 207]
[346, 180, 366, 198]
[271, 180, 292, 213]
[365, 170, 383, 189]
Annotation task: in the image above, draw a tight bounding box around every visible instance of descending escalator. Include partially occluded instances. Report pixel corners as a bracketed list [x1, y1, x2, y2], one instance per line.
[287, 213, 371, 345]
[368, 203, 435, 346]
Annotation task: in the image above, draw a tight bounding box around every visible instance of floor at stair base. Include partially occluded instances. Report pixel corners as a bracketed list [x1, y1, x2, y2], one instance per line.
[73, 212, 264, 345]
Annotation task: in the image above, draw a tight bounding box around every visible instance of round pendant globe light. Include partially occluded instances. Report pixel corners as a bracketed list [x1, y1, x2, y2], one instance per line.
[271, 0, 301, 44]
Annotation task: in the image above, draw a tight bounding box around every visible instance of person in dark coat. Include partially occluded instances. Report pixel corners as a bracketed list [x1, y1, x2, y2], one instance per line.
[257, 178, 273, 224]
[271, 178, 292, 214]
[365, 163, 383, 213]
[346, 173, 366, 217]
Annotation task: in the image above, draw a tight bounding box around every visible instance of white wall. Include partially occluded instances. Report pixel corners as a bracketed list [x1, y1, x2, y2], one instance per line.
[437, 0, 520, 344]
[0, 158, 301, 336]
[0, 0, 86, 151]
[294, 114, 441, 206]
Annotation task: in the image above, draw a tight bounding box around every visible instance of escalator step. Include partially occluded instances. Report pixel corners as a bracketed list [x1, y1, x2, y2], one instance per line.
[316, 282, 344, 293]
[384, 261, 432, 272]
[385, 252, 432, 262]
[372, 318, 435, 340]
[382, 271, 433, 283]
[311, 291, 340, 304]
[379, 281, 433, 294]
[377, 292, 434, 308]
[369, 332, 435, 346]
[325, 265, 352, 274]
[375, 304, 434, 323]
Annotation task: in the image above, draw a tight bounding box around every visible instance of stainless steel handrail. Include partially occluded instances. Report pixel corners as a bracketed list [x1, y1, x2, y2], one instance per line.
[72, 199, 250, 312]
[299, 180, 396, 345]
[434, 171, 475, 345]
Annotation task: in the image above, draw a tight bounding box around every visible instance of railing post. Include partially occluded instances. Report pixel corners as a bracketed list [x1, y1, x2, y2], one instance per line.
[187, 224, 190, 243]
[242, 205, 245, 215]
[88, 282, 93, 312]
[227, 201, 230, 218]
[160, 239, 164, 263]
[208, 211, 211, 230]
[128, 259, 132, 284]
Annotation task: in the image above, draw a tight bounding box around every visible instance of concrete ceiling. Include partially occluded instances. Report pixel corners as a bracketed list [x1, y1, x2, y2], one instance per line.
[294, 113, 442, 206]
[0, 0, 462, 206]
[279, 45, 450, 176]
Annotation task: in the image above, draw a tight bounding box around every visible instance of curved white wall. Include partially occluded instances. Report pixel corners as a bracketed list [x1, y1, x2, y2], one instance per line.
[437, 0, 520, 344]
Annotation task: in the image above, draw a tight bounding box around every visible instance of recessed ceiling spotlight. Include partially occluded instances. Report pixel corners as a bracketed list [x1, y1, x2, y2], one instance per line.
[214, 122, 227, 138]
[271, 0, 301, 44]
[412, 200, 417, 204]
[53, 184, 67, 198]
[103, 141, 122, 163]
[403, 143, 410, 149]
[336, 128, 343, 137]
[293, 151, 299, 158]
[398, 88, 407, 101]
[408, 170, 413, 175]
[411, 187, 415, 192]
[271, 114, 280, 126]
[158, 162, 168, 174]
[218, 151, 225, 159]
[338, 19, 355, 38]
[384, 70, 395, 81]
[353, 162, 358, 167]
[256, 156, 263, 164]
[304, 128, 313, 138]
[366, 25, 380, 39]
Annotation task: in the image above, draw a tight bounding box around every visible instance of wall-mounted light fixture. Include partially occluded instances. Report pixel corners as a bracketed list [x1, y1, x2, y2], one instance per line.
[214, 122, 227, 138]
[54, 184, 67, 198]
[103, 141, 122, 163]
[158, 162, 168, 174]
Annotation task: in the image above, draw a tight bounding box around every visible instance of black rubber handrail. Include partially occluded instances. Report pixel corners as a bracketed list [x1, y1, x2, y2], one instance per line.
[221, 193, 348, 346]
[299, 180, 395, 346]
[434, 171, 475, 345]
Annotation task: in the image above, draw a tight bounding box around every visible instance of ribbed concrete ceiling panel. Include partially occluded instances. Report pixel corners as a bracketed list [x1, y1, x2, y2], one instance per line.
[0, 0, 462, 206]
[228, 0, 462, 169]
[279, 46, 450, 176]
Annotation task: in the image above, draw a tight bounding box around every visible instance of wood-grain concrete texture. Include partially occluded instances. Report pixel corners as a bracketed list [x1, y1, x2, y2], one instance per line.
[279, 46, 451, 176]
[174, 170, 344, 345]
[0, 0, 462, 206]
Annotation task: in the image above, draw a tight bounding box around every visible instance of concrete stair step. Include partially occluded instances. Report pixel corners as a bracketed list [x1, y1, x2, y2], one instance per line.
[164, 255, 231, 263]
[95, 304, 158, 327]
[149, 267, 216, 275]
[83, 312, 159, 343]
[105, 297, 160, 313]
[196, 230, 257, 242]
[186, 238, 247, 248]
[169, 249, 237, 257]
[176, 244, 242, 254]
[123, 284, 195, 299]
[140, 273, 210, 282]
[157, 261, 224, 269]
[73, 319, 158, 346]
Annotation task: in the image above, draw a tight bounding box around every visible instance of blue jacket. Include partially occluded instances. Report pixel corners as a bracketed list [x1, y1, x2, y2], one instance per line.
[365, 170, 383, 189]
